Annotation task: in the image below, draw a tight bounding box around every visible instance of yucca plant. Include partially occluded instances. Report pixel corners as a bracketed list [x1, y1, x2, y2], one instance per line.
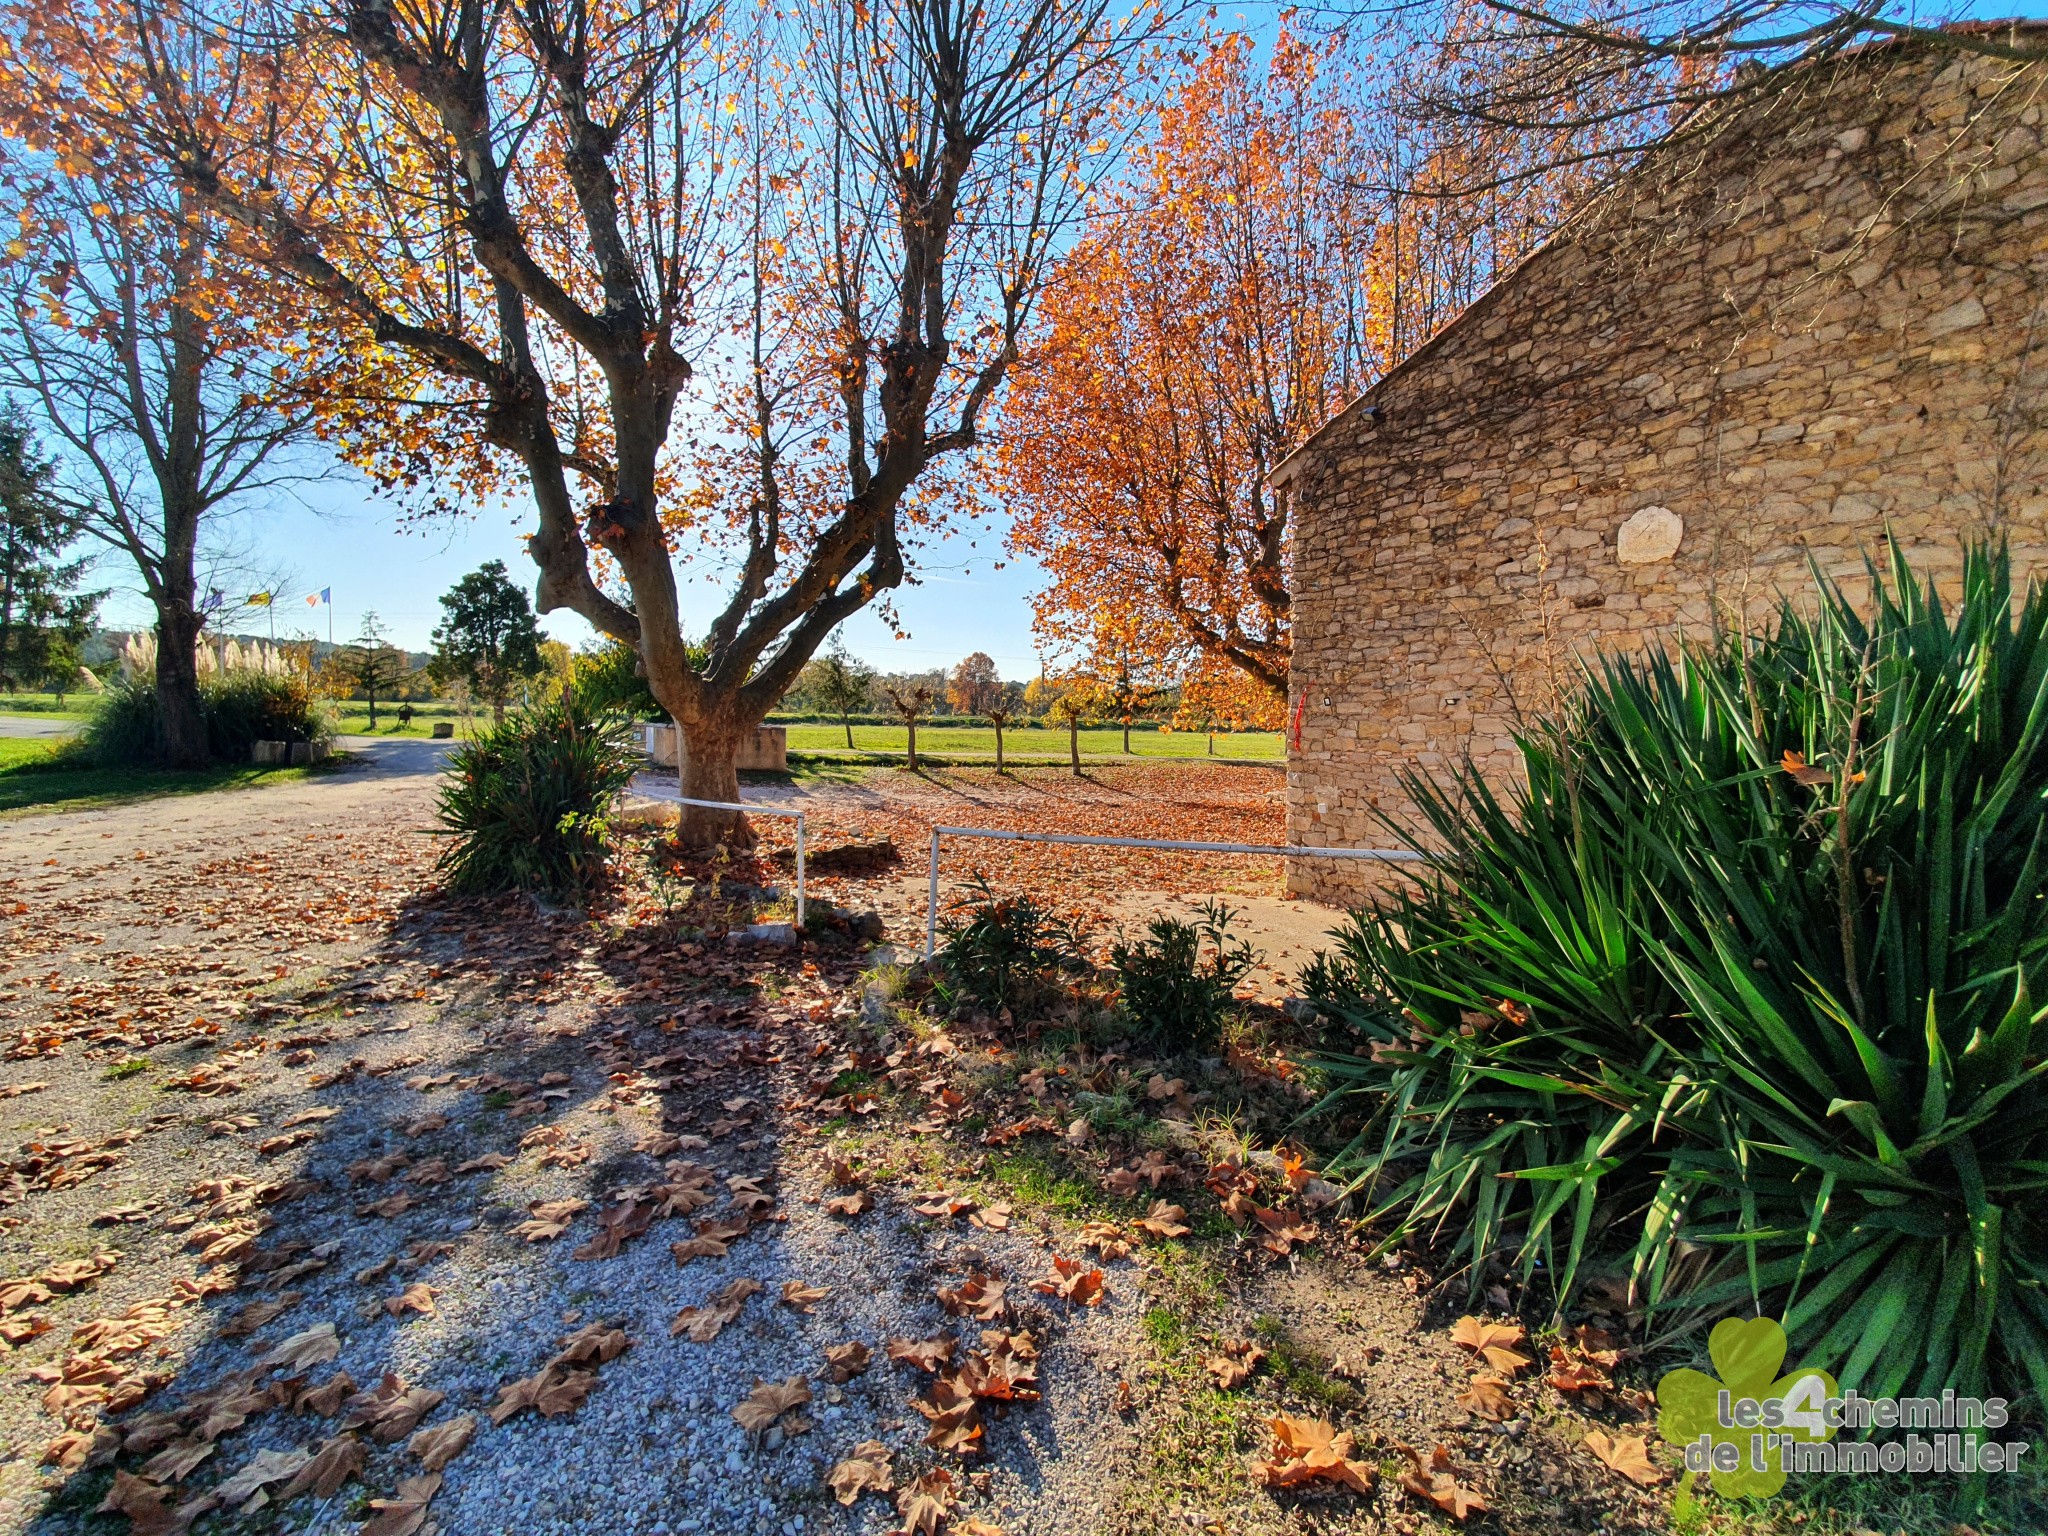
[1306, 541, 2048, 1409]
[434, 692, 640, 899]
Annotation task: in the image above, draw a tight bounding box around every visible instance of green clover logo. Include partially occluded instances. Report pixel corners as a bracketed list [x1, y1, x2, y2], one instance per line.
[1657, 1316, 1838, 1499]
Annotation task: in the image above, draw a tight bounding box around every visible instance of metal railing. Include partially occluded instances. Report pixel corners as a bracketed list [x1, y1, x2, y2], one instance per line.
[628, 780, 806, 927]
[921, 824, 1423, 957]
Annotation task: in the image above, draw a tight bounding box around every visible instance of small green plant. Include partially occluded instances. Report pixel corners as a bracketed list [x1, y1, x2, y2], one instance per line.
[102, 1058, 148, 1080]
[1110, 901, 1258, 1050]
[935, 876, 1089, 1012]
[434, 692, 640, 899]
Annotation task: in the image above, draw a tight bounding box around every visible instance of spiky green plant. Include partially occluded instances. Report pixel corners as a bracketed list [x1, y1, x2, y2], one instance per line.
[1305, 541, 2048, 1408]
[434, 692, 639, 899]
[1112, 900, 1259, 1050]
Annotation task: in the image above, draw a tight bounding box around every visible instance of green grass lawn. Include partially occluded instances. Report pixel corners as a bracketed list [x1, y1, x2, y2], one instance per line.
[0, 692, 95, 720]
[781, 722, 1281, 762]
[0, 737, 338, 815]
[325, 701, 471, 737]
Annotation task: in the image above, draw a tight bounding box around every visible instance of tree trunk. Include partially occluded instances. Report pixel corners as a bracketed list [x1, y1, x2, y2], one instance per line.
[843, 713, 854, 749]
[156, 606, 207, 769]
[1068, 716, 1079, 775]
[905, 718, 918, 773]
[1208, 730, 1215, 755]
[994, 719, 1004, 774]
[1122, 717, 1131, 754]
[676, 717, 756, 852]
[367, 682, 378, 729]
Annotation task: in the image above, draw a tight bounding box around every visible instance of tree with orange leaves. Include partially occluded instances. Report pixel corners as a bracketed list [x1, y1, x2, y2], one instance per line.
[0, 0, 1162, 844]
[995, 31, 1561, 708]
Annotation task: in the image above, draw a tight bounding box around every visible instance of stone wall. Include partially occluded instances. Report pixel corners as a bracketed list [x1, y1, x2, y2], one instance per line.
[1279, 39, 2048, 905]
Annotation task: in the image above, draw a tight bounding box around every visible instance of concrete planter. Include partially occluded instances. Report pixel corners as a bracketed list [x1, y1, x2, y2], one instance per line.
[252, 740, 286, 765]
[430, 721, 454, 739]
[644, 722, 788, 774]
[252, 740, 330, 765]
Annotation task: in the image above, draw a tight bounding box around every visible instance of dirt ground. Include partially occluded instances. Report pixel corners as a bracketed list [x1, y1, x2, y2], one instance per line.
[0, 755, 1691, 1536]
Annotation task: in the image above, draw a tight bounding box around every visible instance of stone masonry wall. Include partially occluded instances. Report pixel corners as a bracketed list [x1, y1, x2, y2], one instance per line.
[1282, 41, 2048, 905]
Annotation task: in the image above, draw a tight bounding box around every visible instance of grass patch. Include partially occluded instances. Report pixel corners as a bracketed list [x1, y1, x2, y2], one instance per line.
[0, 739, 342, 815]
[986, 1150, 1109, 1218]
[102, 1059, 149, 1080]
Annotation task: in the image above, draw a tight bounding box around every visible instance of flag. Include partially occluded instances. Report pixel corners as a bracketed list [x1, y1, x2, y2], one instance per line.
[246, 591, 273, 608]
[306, 587, 330, 607]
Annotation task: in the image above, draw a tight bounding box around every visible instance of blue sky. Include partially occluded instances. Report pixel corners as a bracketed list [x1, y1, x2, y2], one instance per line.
[90, 0, 2048, 677]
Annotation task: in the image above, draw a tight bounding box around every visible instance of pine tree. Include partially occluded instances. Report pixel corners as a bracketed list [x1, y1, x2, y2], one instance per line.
[0, 409, 95, 693]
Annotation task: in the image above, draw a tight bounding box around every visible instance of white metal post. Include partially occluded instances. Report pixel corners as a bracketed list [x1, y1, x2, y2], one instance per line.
[794, 814, 806, 930]
[925, 826, 942, 959]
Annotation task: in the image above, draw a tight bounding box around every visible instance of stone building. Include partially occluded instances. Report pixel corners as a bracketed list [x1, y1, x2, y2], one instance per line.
[1275, 27, 2048, 904]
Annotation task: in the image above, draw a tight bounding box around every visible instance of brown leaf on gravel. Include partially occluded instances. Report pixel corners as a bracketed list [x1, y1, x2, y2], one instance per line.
[886, 1336, 957, 1373]
[956, 1331, 1041, 1404]
[1456, 1376, 1516, 1421]
[453, 1152, 510, 1174]
[825, 1439, 893, 1505]
[359, 1472, 442, 1536]
[1449, 1316, 1531, 1376]
[1205, 1339, 1266, 1390]
[515, 1198, 588, 1242]
[342, 1375, 446, 1443]
[671, 1277, 762, 1342]
[405, 1159, 452, 1187]
[280, 1106, 340, 1130]
[1251, 1415, 1375, 1496]
[1079, 1222, 1131, 1259]
[1250, 1204, 1317, 1256]
[550, 1321, 630, 1368]
[1, 1314, 53, 1348]
[780, 1280, 828, 1313]
[42, 1424, 121, 1472]
[935, 1274, 1007, 1321]
[894, 1468, 961, 1535]
[669, 1235, 728, 1266]
[823, 1188, 874, 1217]
[94, 1470, 177, 1535]
[732, 1375, 812, 1434]
[407, 1415, 477, 1473]
[572, 1198, 657, 1260]
[212, 1445, 314, 1509]
[968, 1201, 1013, 1231]
[290, 1371, 358, 1417]
[822, 1342, 872, 1383]
[1395, 1443, 1488, 1519]
[346, 1153, 410, 1185]
[488, 1365, 595, 1425]
[255, 1323, 341, 1373]
[357, 1192, 421, 1219]
[1033, 1256, 1103, 1307]
[1583, 1430, 1664, 1486]
[1548, 1346, 1615, 1398]
[137, 1437, 216, 1484]
[219, 1294, 301, 1339]
[401, 1114, 448, 1138]
[1136, 1201, 1190, 1240]
[384, 1284, 439, 1319]
[914, 1376, 984, 1456]
[277, 1434, 366, 1500]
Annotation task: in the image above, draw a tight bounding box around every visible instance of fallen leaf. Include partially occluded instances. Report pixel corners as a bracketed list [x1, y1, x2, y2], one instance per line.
[137, 1438, 216, 1483]
[407, 1415, 476, 1472]
[453, 1152, 510, 1174]
[1449, 1315, 1531, 1376]
[1251, 1415, 1375, 1495]
[671, 1277, 762, 1342]
[936, 1274, 1008, 1321]
[732, 1375, 811, 1434]
[825, 1439, 893, 1504]
[277, 1434, 365, 1500]
[256, 1323, 341, 1373]
[1395, 1443, 1488, 1520]
[383, 1284, 438, 1319]
[1135, 1200, 1189, 1240]
[1456, 1376, 1515, 1421]
[95, 1470, 177, 1535]
[1032, 1256, 1104, 1307]
[489, 1365, 595, 1424]
[822, 1341, 872, 1383]
[886, 1336, 956, 1373]
[780, 1280, 828, 1313]
[894, 1469, 960, 1536]
[515, 1198, 588, 1242]
[1583, 1429, 1663, 1486]
[1205, 1339, 1266, 1390]
[342, 1374, 446, 1443]
[360, 1472, 441, 1536]
[212, 1445, 313, 1510]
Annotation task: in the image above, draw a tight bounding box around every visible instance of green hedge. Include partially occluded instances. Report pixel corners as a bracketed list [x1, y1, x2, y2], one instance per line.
[82, 672, 335, 766]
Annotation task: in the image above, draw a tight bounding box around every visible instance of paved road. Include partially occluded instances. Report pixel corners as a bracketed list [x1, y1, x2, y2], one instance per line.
[0, 713, 79, 738]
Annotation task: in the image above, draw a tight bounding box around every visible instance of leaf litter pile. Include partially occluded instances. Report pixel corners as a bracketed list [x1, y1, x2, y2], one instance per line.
[0, 763, 1689, 1536]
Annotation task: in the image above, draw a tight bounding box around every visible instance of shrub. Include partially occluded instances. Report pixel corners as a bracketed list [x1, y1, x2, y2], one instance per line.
[82, 671, 332, 766]
[434, 692, 641, 899]
[935, 877, 1088, 1012]
[1111, 901, 1258, 1051]
[1304, 542, 2048, 1408]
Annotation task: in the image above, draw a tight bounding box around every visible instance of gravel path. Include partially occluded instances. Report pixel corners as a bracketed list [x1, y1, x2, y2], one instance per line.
[0, 757, 1152, 1536]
